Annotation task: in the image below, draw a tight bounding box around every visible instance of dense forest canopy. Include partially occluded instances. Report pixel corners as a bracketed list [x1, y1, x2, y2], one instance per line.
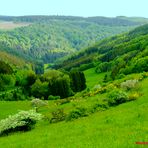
[1, 15, 147, 63]
[54, 24, 148, 79]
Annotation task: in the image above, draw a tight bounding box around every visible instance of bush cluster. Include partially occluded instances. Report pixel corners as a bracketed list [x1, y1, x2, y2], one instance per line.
[50, 109, 66, 123]
[48, 102, 109, 123]
[108, 89, 129, 106]
[48, 95, 60, 100]
[66, 107, 89, 121]
[0, 89, 27, 101]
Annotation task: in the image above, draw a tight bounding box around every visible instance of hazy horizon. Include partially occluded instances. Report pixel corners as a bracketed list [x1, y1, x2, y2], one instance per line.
[0, 15, 148, 19]
[0, 0, 148, 18]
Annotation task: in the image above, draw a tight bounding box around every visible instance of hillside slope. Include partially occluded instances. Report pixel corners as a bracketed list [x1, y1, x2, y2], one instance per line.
[0, 51, 27, 68]
[55, 24, 148, 78]
[0, 15, 144, 63]
[0, 77, 147, 148]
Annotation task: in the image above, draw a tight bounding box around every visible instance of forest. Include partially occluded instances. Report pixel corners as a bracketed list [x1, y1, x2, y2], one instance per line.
[0, 15, 144, 63]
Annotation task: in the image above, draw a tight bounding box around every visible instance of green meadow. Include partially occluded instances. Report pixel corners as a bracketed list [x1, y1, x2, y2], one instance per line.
[0, 72, 147, 148]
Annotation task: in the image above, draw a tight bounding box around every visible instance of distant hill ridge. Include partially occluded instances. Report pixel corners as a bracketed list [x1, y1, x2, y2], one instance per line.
[54, 24, 148, 77]
[0, 15, 148, 26]
[1, 15, 145, 63]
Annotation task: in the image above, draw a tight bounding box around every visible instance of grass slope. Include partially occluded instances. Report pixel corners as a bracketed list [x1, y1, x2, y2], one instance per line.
[0, 77, 147, 148]
[84, 67, 106, 89]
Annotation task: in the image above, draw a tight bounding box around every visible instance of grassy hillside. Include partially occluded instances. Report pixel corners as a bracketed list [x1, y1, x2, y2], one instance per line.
[54, 24, 148, 76]
[0, 17, 148, 148]
[0, 75, 147, 148]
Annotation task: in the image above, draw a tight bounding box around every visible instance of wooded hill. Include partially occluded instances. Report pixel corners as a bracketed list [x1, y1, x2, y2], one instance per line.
[54, 24, 148, 79]
[1, 15, 147, 63]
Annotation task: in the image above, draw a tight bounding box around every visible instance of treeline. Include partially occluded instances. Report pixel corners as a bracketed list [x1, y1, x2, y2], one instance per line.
[0, 61, 86, 100]
[0, 15, 144, 26]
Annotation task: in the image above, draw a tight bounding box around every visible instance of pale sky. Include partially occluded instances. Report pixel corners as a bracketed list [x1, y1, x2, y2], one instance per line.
[0, 0, 147, 18]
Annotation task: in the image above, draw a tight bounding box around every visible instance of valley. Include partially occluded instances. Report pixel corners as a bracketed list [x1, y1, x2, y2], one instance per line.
[0, 15, 148, 148]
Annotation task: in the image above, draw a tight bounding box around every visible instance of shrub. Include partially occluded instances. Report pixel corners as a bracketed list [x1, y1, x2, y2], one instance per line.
[133, 56, 148, 73]
[0, 89, 27, 101]
[90, 102, 109, 113]
[108, 89, 129, 106]
[128, 92, 141, 101]
[79, 63, 94, 71]
[0, 74, 16, 91]
[120, 79, 139, 91]
[50, 109, 66, 123]
[66, 107, 89, 121]
[31, 79, 49, 98]
[55, 98, 70, 105]
[142, 72, 148, 78]
[0, 61, 13, 74]
[0, 110, 42, 136]
[48, 95, 60, 100]
[105, 84, 117, 92]
[117, 73, 125, 79]
[95, 62, 112, 73]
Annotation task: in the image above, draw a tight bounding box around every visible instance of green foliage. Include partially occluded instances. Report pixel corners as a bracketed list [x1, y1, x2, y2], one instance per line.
[15, 70, 35, 87]
[48, 95, 60, 100]
[90, 102, 109, 113]
[26, 71, 37, 87]
[132, 56, 148, 73]
[31, 79, 49, 99]
[108, 89, 129, 106]
[0, 110, 42, 136]
[0, 61, 13, 74]
[0, 89, 27, 101]
[50, 109, 66, 123]
[79, 63, 95, 71]
[70, 70, 86, 92]
[0, 51, 26, 67]
[0, 74, 16, 91]
[54, 98, 70, 105]
[0, 16, 136, 64]
[56, 25, 148, 78]
[66, 107, 89, 121]
[95, 62, 112, 73]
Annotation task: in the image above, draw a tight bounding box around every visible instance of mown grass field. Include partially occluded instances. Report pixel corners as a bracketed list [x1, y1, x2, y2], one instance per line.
[0, 71, 147, 148]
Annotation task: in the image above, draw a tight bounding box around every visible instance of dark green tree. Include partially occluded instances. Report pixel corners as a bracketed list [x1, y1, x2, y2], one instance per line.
[70, 70, 86, 92]
[0, 61, 13, 74]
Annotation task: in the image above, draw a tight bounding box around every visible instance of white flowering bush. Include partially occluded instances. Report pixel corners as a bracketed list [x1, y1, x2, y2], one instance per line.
[93, 84, 101, 90]
[120, 79, 139, 91]
[31, 98, 48, 108]
[0, 110, 42, 136]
